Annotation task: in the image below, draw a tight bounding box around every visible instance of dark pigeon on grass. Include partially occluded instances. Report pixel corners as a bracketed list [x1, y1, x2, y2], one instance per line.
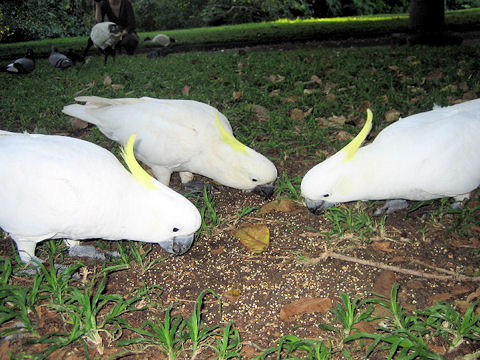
[65, 48, 85, 65]
[2, 48, 35, 74]
[49, 46, 73, 69]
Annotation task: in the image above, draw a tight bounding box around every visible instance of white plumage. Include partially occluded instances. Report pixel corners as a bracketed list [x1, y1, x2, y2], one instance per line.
[62, 96, 278, 198]
[0, 131, 201, 264]
[301, 100, 480, 214]
[90, 22, 122, 50]
[144, 34, 176, 47]
[84, 22, 122, 64]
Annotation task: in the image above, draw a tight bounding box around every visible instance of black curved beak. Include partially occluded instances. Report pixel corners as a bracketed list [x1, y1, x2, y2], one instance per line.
[304, 198, 335, 215]
[252, 182, 275, 199]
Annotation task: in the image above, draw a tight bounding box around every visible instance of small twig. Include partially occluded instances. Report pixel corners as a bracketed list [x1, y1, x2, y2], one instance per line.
[315, 250, 480, 282]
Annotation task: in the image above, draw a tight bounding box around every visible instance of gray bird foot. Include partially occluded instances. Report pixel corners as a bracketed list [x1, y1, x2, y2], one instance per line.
[181, 181, 209, 193]
[68, 245, 119, 260]
[374, 199, 408, 215]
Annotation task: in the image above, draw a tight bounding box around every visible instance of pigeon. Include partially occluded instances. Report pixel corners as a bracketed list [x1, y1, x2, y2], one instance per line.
[3, 48, 35, 74]
[48, 46, 73, 69]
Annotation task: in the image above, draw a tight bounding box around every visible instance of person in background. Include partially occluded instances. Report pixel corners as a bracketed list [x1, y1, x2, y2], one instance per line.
[94, 0, 139, 55]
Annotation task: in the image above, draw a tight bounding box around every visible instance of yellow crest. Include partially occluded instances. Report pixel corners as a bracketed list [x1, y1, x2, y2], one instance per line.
[342, 109, 373, 161]
[121, 134, 158, 190]
[214, 112, 248, 154]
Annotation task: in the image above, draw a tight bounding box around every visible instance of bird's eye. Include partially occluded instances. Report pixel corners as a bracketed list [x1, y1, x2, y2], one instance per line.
[323, 194, 330, 198]
[252, 178, 258, 182]
[173, 227, 179, 232]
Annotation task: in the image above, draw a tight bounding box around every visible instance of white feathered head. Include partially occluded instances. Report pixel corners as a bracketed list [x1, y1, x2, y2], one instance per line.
[301, 109, 373, 214]
[205, 112, 278, 198]
[122, 134, 201, 254]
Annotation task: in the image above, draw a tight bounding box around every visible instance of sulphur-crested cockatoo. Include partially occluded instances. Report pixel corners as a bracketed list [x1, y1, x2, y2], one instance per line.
[62, 96, 278, 198]
[0, 131, 201, 264]
[301, 100, 480, 215]
[83, 22, 122, 64]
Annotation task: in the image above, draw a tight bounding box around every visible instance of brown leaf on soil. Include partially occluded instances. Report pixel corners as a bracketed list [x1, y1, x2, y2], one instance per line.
[70, 117, 89, 130]
[452, 237, 480, 248]
[335, 130, 353, 141]
[211, 246, 225, 255]
[304, 88, 319, 95]
[328, 115, 346, 125]
[429, 293, 454, 304]
[111, 84, 124, 91]
[385, 109, 401, 123]
[233, 224, 270, 253]
[232, 91, 243, 100]
[265, 74, 285, 83]
[247, 104, 270, 121]
[311, 74, 322, 84]
[269, 89, 280, 97]
[326, 93, 336, 101]
[103, 75, 112, 85]
[452, 285, 475, 295]
[241, 345, 260, 359]
[373, 270, 396, 299]
[371, 241, 396, 253]
[259, 199, 299, 214]
[463, 91, 477, 100]
[182, 85, 191, 95]
[290, 108, 305, 120]
[427, 70, 443, 82]
[407, 280, 424, 289]
[280, 297, 332, 322]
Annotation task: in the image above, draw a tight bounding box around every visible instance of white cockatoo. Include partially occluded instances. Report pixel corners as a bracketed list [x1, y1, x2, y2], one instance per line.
[62, 96, 278, 198]
[0, 131, 201, 264]
[301, 100, 480, 215]
[83, 22, 122, 64]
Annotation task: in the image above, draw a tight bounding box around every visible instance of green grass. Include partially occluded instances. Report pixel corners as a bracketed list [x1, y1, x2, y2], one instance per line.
[1, 8, 479, 59]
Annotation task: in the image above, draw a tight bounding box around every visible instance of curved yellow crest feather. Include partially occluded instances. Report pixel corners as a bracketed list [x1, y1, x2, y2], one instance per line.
[342, 109, 373, 161]
[121, 134, 157, 190]
[214, 112, 247, 154]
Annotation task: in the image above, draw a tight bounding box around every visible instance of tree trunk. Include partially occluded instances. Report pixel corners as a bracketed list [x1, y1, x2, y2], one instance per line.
[409, 0, 445, 33]
[408, 0, 462, 45]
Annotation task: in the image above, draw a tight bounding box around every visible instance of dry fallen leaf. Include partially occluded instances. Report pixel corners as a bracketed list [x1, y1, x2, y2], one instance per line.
[70, 117, 88, 130]
[103, 75, 112, 85]
[259, 199, 299, 214]
[328, 115, 347, 125]
[280, 297, 332, 322]
[111, 84, 125, 91]
[265, 74, 285, 83]
[311, 74, 322, 84]
[373, 270, 396, 299]
[247, 104, 270, 121]
[290, 108, 305, 120]
[232, 91, 243, 100]
[385, 109, 401, 123]
[429, 293, 453, 304]
[233, 224, 270, 253]
[371, 241, 396, 253]
[182, 85, 191, 95]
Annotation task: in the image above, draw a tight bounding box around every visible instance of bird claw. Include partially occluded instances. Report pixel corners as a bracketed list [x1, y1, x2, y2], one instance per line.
[374, 199, 408, 215]
[68, 244, 119, 261]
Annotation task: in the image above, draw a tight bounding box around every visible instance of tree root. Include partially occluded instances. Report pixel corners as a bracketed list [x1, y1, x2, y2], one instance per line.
[315, 250, 480, 282]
